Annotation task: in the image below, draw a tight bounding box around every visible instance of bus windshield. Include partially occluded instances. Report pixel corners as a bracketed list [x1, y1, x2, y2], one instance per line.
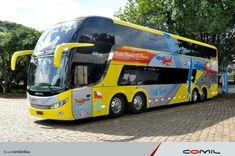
[34, 21, 80, 55]
[27, 55, 68, 93]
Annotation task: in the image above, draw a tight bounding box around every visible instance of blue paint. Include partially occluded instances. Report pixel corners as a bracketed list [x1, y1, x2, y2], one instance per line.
[162, 84, 181, 105]
[155, 55, 162, 61]
[150, 88, 158, 99]
[159, 87, 167, 95]
[163, 32, 178, 54]
[188, 57, 193, 96]
[75, 105, 90, 110]
[172, 54, 182, 68]
[224, 69, 228, 95]
[163, 32, 183, 68]
[150, 87, 167, 99]
[194, 61, 204, 71]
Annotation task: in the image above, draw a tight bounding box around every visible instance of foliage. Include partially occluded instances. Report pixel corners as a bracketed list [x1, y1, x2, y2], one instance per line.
[0, 21, 41, 93]
[115, 0, 235, 66]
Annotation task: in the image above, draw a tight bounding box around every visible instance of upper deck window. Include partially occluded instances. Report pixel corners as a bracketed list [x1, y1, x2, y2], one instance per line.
[34, 21, 80, 55]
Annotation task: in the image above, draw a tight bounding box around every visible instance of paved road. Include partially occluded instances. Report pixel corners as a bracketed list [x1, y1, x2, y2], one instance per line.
[0, 96, 235, 142]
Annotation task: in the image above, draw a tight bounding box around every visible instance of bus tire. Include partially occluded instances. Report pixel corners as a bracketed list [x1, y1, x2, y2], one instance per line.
[109, 94, 125, 117]
[191, 89, 199, 103]
[129, 93, 146, 114]
[200, 88, 207, 101]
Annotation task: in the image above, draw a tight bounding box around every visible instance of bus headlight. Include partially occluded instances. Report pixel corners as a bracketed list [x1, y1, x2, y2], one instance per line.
[50, 98, 68, 109]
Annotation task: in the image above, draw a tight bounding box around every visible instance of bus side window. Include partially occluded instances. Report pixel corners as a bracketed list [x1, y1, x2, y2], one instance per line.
[146, 33, 171, 52]
[73, 65, 88, 87]
[118, 68, 138, 85]
[78, 19, 115, 54]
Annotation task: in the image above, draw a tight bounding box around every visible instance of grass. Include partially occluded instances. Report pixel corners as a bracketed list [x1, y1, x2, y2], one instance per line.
[0, 88, 26, 98]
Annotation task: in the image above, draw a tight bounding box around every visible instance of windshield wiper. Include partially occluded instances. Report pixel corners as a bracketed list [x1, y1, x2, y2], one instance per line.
[37, 83, 55, 94]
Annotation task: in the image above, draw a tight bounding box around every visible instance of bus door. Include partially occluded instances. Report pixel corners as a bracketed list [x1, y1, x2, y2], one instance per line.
[72, 65, 93, 119]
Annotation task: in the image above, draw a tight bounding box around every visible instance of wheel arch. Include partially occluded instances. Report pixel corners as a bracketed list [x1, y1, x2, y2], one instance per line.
[200, 85, 209, 95]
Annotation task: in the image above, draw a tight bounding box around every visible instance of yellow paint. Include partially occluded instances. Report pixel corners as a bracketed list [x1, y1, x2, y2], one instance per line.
[113, 19, 217, 50]
[11, 50, 33, 70]
[194, 70, 203, 84]
[199, 85, 208, 93]
[54, 43, 94, 67]
[92, 63, 150, 117]
[208, 83, 218, 98]
[121, 46, 160, 54]
[111, 60, 147, 66]
[113, 20, 163, 35]
[169, 84, 188, 104]
[92, 85, 149, 117]
[29, 89, 74, 120]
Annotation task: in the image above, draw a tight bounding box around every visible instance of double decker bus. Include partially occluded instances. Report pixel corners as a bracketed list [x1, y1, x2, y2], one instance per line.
[11, 16, 218, 120]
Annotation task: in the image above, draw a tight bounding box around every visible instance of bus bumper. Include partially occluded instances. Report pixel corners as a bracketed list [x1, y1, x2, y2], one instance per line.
[29, 102, 75, 120]
[28, 90, 75, 120]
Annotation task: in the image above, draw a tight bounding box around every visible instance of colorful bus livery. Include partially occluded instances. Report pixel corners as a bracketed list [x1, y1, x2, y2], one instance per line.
[11, 16, 218, 120]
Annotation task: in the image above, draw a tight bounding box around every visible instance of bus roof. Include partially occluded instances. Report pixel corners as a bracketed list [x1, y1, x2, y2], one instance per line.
[112, 19, 217, 50]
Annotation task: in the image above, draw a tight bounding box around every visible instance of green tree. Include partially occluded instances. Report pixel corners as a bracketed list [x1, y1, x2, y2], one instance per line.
[115, 0, 235, 66]
[0, 21, 41, 93]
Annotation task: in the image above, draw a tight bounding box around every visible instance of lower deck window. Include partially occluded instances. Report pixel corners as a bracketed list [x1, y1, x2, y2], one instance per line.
[118, 66, 196, 85]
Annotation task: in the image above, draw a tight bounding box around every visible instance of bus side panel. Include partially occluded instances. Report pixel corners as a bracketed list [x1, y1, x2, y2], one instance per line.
[92, 86, 136, 117]
[92, 64, 119, 117]
[208, 83, 218, 98]
[169, 84, 189, 104]
[138, 84, 185, 108]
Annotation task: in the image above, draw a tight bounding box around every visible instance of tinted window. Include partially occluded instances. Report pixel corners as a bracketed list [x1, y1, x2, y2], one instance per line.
[112, 25, 144, 48]
[34, 21, 79, 54]
[112, 24, 170, 52]
[78, 18, 216, 58]
[142, 32, 170, 52]
[72, 63, 105, 87]
[177, 40, 216, 59]
[118, 66, 196, 85]
[78, 19, 115, 53]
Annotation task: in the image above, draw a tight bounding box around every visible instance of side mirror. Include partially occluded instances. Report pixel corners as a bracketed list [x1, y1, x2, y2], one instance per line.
[11, 50, 33, 70]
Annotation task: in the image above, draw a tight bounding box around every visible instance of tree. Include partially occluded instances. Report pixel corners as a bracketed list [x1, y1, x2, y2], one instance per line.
[0, 21, 41, 93]
[115, 0, 235, 67]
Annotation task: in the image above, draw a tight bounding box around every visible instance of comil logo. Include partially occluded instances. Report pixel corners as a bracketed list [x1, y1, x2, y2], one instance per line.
[183, 149, 221, 155]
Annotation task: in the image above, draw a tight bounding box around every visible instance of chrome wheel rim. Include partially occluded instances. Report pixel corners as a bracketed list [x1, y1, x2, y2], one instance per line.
[111, 97, 122, 114]
[133, 95, 143, 110]
[192, 91, 198, 102]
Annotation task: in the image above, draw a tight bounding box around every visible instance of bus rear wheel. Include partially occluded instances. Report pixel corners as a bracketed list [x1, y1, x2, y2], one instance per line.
[191, 89, 199, 103]
[110, 95, 125, 117]
[200, 88, 207, 101]
[129, 93, 146, 114]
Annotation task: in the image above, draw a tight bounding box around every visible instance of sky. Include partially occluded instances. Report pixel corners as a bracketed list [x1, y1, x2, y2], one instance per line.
[0, 0, 127, 31]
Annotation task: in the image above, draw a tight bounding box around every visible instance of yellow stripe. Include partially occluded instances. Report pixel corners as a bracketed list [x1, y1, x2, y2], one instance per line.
[113, 19, 217, 50]
[121, 46, 159, 54]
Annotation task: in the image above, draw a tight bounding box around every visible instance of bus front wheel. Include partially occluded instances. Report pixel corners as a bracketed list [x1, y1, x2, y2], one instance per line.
[110, 94, 125, 117]
[129, 93, 146, 114]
